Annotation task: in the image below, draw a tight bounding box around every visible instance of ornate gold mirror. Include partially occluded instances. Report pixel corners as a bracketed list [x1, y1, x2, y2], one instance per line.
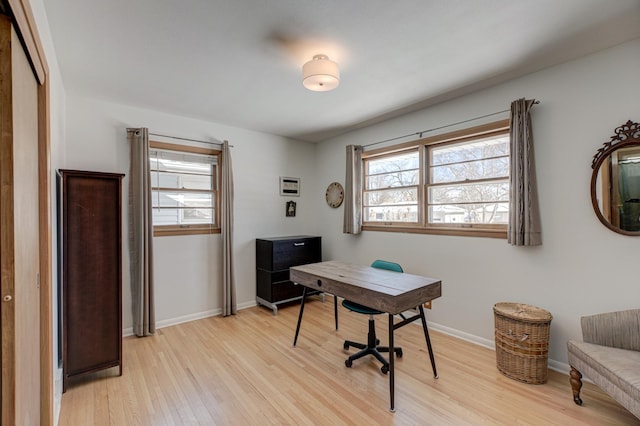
[591, 120, 640, 235]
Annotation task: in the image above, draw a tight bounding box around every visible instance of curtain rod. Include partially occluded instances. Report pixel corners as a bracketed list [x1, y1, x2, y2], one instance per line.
[362, 100, 540, 149]
[149, 132, 233, 147]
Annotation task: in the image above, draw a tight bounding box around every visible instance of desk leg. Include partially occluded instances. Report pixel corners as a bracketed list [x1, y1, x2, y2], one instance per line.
[419, 305, 438, 379]
[388, 313, 395, 412]
[334, 295, 338, 330]
[293, 286, 308, 347]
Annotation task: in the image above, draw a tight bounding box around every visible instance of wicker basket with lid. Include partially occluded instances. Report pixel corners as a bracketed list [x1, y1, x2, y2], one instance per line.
[493, 302, 552, 384]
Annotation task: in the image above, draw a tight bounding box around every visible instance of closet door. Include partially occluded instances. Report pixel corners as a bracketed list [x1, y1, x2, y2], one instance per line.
[0, 15, 41, 425]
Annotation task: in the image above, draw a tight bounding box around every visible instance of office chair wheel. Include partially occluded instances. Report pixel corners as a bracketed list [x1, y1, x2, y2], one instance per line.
[381, 365, 389, 374]
[376, 339, 380, 345]
[395, 348, 403, 357]
[343, 342, 350, 350]
[345, 359, 353, 368]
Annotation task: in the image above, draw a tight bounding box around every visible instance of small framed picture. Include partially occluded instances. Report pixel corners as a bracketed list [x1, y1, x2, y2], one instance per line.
[280, 176, 300, 196]
[286, 201, 297, 217]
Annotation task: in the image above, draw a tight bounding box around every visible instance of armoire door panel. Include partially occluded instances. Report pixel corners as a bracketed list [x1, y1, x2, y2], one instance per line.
[59, 170, 124, 391]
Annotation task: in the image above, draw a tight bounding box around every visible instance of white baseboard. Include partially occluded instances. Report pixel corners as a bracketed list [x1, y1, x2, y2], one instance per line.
[238, 300, 258, 310]
[123, 301, 258, 337]
[54, 367, 62, 426]
[548, 359, 570, 375]
[425, 320, 571, 375]
[428, 321, 495, 350]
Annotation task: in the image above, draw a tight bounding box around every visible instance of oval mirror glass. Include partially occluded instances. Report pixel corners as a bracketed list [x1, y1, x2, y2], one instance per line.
[591, 121, 640, 235]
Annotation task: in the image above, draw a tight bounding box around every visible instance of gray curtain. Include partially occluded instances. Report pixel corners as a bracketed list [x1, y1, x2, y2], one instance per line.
[127, 127, 155, 336]
[221, 140, 237, 316]
[508, 99, 542, 246]
[343, 144, 363, 234]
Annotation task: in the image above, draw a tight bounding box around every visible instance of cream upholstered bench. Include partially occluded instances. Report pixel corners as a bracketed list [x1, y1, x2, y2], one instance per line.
[567, 309, 640, 419]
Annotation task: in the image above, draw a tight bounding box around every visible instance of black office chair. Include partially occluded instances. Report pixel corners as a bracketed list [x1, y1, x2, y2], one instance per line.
[342, 259, 403, 374]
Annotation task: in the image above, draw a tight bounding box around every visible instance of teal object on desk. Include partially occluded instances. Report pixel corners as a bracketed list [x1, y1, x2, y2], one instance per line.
[342, 260, 404, 374]
[370, 259, 404, 273]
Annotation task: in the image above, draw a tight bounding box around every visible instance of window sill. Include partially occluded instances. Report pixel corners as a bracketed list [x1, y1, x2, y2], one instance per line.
[361, 224, 507, 239]
[153, 227, 221, 237]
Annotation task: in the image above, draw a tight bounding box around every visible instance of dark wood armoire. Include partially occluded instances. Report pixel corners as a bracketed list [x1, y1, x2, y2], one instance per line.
[58, 169, 124, 392]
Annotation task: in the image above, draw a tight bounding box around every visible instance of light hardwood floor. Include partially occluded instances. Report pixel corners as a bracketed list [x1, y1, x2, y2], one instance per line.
[59, 298, 639, 425]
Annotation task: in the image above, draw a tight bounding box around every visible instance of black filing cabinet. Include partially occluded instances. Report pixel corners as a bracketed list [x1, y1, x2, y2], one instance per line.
[256, 236, 321, 315]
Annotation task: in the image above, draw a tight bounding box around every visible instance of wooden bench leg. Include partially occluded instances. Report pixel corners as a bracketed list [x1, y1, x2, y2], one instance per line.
[570, 366, 583, 406]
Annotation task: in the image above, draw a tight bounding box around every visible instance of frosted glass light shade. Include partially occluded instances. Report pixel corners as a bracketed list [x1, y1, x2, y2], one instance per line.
[302, 54, 340, 92]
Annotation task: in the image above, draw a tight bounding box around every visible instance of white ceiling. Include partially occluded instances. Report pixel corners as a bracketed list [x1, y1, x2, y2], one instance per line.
[43, 0, 640, 142]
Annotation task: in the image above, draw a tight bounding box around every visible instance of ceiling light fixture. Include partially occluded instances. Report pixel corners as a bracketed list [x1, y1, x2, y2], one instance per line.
[302, 54, 340, 92]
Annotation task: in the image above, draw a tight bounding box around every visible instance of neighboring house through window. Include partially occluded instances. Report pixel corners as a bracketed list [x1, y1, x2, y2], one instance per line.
[362, 119, 510, 238]
[149, 141, 221, 236]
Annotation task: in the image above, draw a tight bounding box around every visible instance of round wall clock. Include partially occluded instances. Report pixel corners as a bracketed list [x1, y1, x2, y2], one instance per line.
[325, 182, 344, 208]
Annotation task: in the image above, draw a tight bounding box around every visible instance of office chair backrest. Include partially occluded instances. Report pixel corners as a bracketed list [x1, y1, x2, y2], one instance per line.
[371, 259, 403, 273]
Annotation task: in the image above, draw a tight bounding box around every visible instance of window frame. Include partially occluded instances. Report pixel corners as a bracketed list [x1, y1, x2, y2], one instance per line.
[149, 141, 222, 237]
[361, 119, 510, 238]
[362, 146, 422, 226]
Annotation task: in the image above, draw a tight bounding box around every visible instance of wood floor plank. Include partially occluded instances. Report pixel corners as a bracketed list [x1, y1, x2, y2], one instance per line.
[58, 298, 640, 425]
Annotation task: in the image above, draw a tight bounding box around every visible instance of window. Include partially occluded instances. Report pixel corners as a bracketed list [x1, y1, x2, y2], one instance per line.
[363, 149, 420, 223]
[149, 141, 221, 236]
[427, 134, 510, 226]
[362, 119, 510, 238]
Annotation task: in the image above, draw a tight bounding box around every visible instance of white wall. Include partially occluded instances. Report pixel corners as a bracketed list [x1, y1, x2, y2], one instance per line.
[63, 96, 320, 330]
[315, 37, 640, 367]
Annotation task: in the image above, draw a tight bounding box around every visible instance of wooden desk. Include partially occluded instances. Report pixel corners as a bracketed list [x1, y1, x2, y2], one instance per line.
[290, 260, 442, 411]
